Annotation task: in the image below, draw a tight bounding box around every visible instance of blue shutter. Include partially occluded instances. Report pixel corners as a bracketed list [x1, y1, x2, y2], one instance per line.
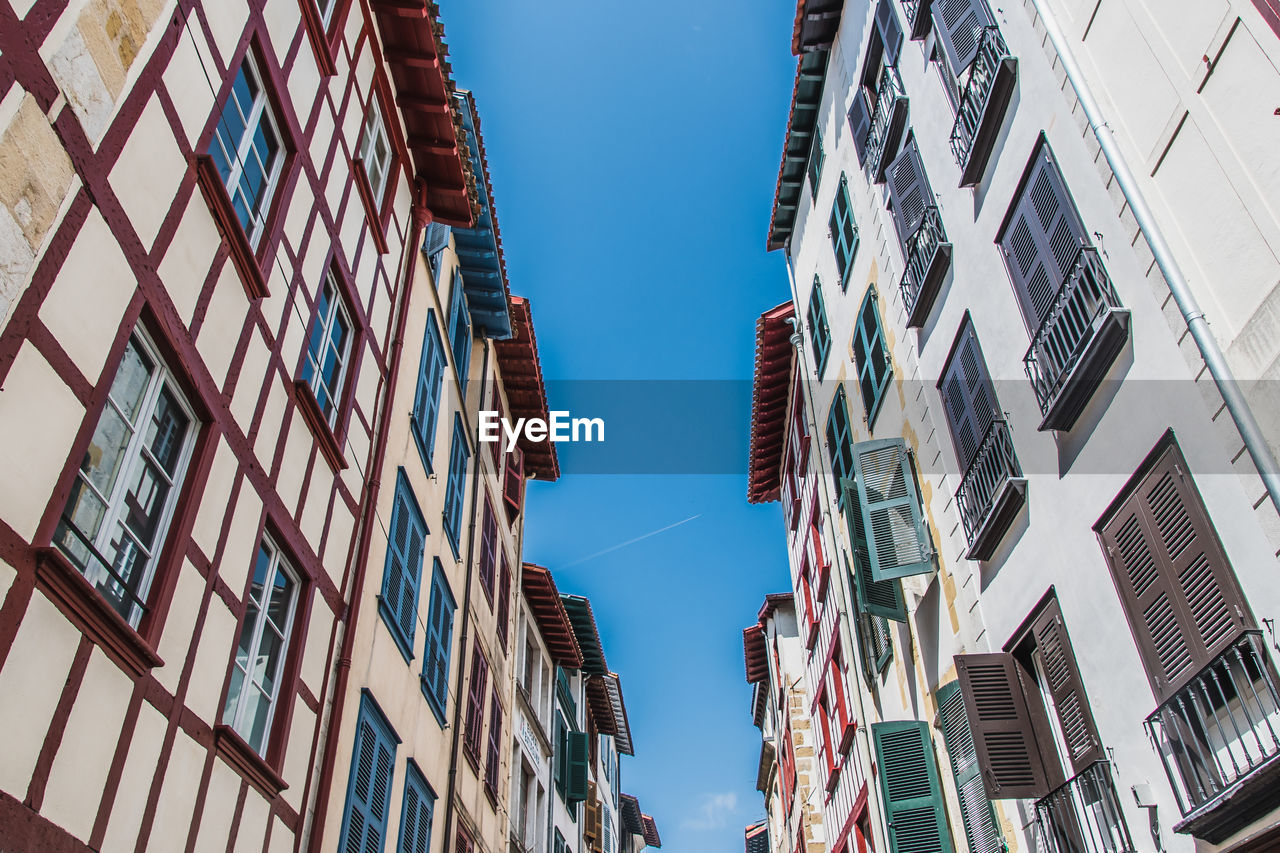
[807, 279, 830, 377]
[447, 274, 471, 392]
[843, 478, 908, 622]
[420, 560, 455, 723]
[398, 763, 435, 853]
[826, 386, 856, 488]
[852, 438, 934, 581]
[424, 221, 450, 259]
[339, 694, 399, 853]
[380, 472, 425, 662]
[412, 310, 445, 472]
[443, 415, 470, 556]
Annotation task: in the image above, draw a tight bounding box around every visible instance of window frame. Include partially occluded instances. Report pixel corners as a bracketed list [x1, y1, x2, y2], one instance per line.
[357, 92, 393, 207]
[826, 386, 856, 494]
[299, 265, 358, 433]
[807, 128, 824, 201]
[463, 639, 489, 767]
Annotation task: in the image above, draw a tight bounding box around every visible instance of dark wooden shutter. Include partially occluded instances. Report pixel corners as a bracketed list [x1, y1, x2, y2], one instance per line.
[955, 653, 1050, 799]
[872, 721, 954, 853]
[937, 681, 1004, 853]
[886, 138, 933, 248]
[852, 439, 933, 581]
[876, 0, 905, 66]
[485, 688, 503, 791]
[567, 731, 591, 802]
[941, 321, 999, 470]
[1097, 442, 1254, 703]
[455, 827, 474, 853]
[1031, 599, 1103, 775]
[933, 0, 995, 73]
[998, 145, 1089, 328]
[842, 479, 908, 621]
[849, 89, 873, 166]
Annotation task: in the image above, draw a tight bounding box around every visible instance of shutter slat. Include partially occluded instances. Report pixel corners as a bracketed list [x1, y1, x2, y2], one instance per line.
[853, 439, 932, 581]
[843, 479, 909, 622]
[955, 653, 1050, 799]
[849, 89, 873, 166]
[933, 0, 994, 72]
[1031, 600, 1103, 774]
[886, 139, 933, 248]
[939, 681, 1005, 853]
[872, 721, 954, 853]
[941, 321, 998, 471]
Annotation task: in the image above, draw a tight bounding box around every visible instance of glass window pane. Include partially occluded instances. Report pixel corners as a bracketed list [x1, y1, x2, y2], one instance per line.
[146, 388, 190, 477]
[243, 684, 272, 752]
[121, 457, 170, 546]
[110, 339, 154, 420]
[81, 404, 133, 497]
[252, 624, 284, 693]
[266, 570, 294, 631]
[223, 664, 247, 726]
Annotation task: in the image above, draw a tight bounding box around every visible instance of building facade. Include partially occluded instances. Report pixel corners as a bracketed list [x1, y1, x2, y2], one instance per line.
[747, 1, 1280, 852]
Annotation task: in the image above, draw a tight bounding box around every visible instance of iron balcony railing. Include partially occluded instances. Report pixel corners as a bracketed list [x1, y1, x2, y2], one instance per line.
[950, 26, 1012, 169]
[866, 66, 905, 177]
[1035, 760, 1136, 853]
[901, 0, 920, 25]
[1145, 631, 1280, 816]
[1024, 247, 1124, 416]
[955, 418, 1020, 544]
[899, 205, 947, 318]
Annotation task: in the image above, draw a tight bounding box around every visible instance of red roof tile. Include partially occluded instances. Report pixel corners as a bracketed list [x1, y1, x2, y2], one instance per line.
[494, 297, 560, 481]
[520, 563, 581, 667]
[747, 302, 795, 503]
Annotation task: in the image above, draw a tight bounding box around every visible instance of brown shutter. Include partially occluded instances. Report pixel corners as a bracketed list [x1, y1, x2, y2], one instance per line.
[1030, 599, 1103, 774]
[955, 653, 1050, 799]
[1097, 442, 1254, 704]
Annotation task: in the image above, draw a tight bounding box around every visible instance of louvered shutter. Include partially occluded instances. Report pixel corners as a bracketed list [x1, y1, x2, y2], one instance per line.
[998, 146, 1089, 328]
[1031, 599, 1103, 774]
[425, 221, 451, 258]
[413, 316, 444, 464]
[455, 827, 473, 853]
[872, 721, 954, 853]
[849, 89, 873, 166]
[342, 701, 398, 853]
[567, 731, 591, 802]
[401, 498, 424, 644]
[585, 784, 601, 845]
[852, 439, 933, 581]
[941, 322, 999, 470]
[886, 139, 933, 248]
[399, 768, 434, 853]
[842, 479, 908, 621]
[875, 0, 905, 66]
[484, 688, 503, 791]
[497, 556, 512, 649]
[937, 682, 1004, 853]
[479, 501, 497, 596]
[423, 574, 446, 705]
[503, 447, 524, 520]
[933, 0, 995, 73]
[1097, 442, 1254, 703]
[955, 653, 1050, 799]
[465, 645, 488, 755]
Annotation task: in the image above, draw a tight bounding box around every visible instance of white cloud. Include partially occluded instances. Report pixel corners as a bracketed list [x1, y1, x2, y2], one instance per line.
[680, 792, 739, 831]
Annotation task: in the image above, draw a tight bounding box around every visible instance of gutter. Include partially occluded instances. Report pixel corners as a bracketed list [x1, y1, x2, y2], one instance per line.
[1029, 0, 1280, 514]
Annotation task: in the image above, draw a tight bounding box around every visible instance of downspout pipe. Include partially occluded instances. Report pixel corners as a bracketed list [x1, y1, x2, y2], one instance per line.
[1029, 0, 1280, 514]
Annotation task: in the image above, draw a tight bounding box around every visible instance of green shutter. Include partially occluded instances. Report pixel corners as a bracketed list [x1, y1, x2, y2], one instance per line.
[873, 720, 954, 853]
[567, 731, 590, 803]
[937, 682, 1004, 853]
[843, 479, 908, 621]
[852, 439, 933, 581]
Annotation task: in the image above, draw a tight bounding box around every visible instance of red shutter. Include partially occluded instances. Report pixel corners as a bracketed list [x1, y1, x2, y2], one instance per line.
[464, 642, 489, 760]
[1031, 599, 1103, 774]
[955, 652, 1050, 799]
[484, 687, 503, 793]
[455, 827, 473, 853]
[831, 642, 855, 753]
[811, 521, 831, 601]
[503, 446, 524, 522]
[479, 500, 497, 597]
[1097, 441, 1253, 703]
[496, 555, 512, 650]
[490, 386, 504, 467]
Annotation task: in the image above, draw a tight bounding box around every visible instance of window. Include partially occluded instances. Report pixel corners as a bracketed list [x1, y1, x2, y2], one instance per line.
[871, 721, 952, 853]
[553, 829, 568, 853]
[463, 640, 488, 765]
[316, 0, 338, 25]
[496, 555, 511, 650]
[826, 387, 855, 492]
[398, 763, 435, 853]
[848, 89, 873, 167]
[411, 310, 446, 472]
[209, 53, 285, 248]
[502, 446, 524, 522]
[931, 0, 997, 104]
[829, 177, 859, 287]
[936, 681, 1004, 853]
[484, 686, 502, 797]
[338, 695, 399, 853]
[424, 222, 450, 281]
[940, 319, 999, 471]
[56, 332, 196, 628]
[807, 129, 824, 200]
[442, 415, 469, 557]
[554, 711, 570, 801]
[885, 137, 935, 250]
[420, 559, 455, 724]
[447, 273, 471, 392]
[807, 278, 831, 378]
[357, 96, 392, 205]
[222, 535, 299, 753]
[566, 730, 590, 803]
[301, 269, 353, 428]
[842, 481, 908, 631]
[848, 438, 932, 581]
[489, 386, 505, 467]
[852, 289, 890, 424]
[478, 498, 498, 601]
[379, 472, 427, 663]
[456, 826, 474, 853]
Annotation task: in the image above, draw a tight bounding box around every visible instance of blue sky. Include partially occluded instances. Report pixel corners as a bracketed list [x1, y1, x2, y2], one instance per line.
[445, 2, 798, 850]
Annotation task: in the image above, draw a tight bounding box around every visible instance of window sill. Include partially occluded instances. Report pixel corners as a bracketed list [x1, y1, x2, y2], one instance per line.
[351, 159, 390, 256]
[214, 724, 288, 798]
[377, 596, 415, 665]
[295, 0, 337, 77]
[34, 546, 164, 679]
[192, 154, 270, 300]
[291, 379, 348, 471]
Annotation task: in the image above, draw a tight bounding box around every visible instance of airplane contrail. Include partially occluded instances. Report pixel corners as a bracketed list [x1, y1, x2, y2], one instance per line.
[558, 514, 702, 569]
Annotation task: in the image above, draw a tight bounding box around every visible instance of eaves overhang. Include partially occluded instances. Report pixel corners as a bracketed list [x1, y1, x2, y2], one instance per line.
[521, 563, 581, 668]
[791, 0, 845, 55]
[561, 594, 607, 675]
[620, 794, 645, 836]
[604, 672, 634, 756]
[494, 296, 560, 481]
[642, 815, 662, 848]
[767, 49, 829, 252]
[747, 302, 795, 503]
[743, 624, 769, 685]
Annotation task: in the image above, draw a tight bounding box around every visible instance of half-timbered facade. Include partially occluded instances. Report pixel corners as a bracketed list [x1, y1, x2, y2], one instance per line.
[0, 0, 476, 849]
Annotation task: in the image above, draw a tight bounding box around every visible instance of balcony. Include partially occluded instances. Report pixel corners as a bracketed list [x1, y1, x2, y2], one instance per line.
[900, 0, 934, 40]
[950, 26, 1018, 187]
[898, 205, 952, 328]
[866, 67, 908, 184]
[955, 419, 1025, 562]
[1145, 631, 1280, 843]
[1024, 248, 1130, 432]
[1035, 760, 1136, 853]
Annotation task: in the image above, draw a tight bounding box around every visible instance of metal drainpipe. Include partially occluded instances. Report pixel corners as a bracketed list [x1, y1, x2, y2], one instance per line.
[442, 337, 492, 850]
[1029, 0, 1280, 513]
[783, 256, 892, 853]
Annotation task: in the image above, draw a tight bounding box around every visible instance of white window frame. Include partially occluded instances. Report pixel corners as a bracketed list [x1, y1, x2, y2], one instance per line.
[358, 96, 392, 206]
[212, 52, 286, 249]
[303, 269, 354, 427]
[316, 0, 338, 25]
[59, 331, 197, 628]
[222, 535, 300, 754]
